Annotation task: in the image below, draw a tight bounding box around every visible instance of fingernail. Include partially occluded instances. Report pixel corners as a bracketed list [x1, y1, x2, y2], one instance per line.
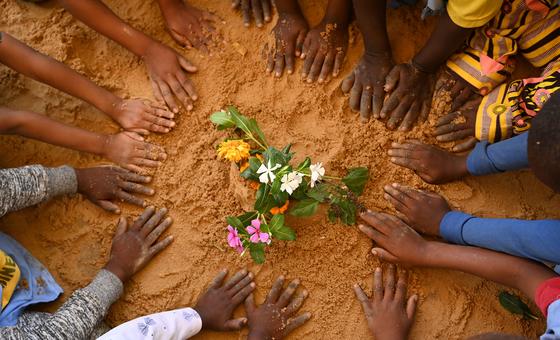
[436, 136, 442, 141]
[375, 267, 381, 273]
[318, 78, 324, 83]
[387, 150, 394, 156]
[288, 70, 293, 74]
[392, 183, 398, 187]
[244, 23, 249, 27]
[301, 73, 307, 78]
[391, 142, 398, 147]
[173, 108, 179, 113]
[303, 290, 308, 297]
[170, 122, 176, 127]
[187, 105, 193, 111]
[372, 250, 378, 256]
[306, 78, 312, 84]
[367, 209, 373, 213]
[391, 157, 397, 162]
[275, 72, 280, 77]
[146, 176, 152, 182]
[115, 209, 121, 214]
[257, 23, 262, 28]
[241, 269, 247, 274]
[279, 275, 285, 280]
[248, 272, 254, 278]
[192, 95, 198, 101]
[250, 282, 256, 287]
[149, 189, 155, 195]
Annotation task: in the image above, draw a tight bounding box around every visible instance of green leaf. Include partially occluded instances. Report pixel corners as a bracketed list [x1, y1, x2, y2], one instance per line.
[210, 111, 235, 130]
[238, 211, 258, 226]
[327, 207, 337, 223]
[248, 118, 267, 146]
[264, 147, 292, 167]
[498, 291, 539, 320]
[273, 225, 296, 241]
[226, 216, 244, 229]
[254, 184, 270, 212]
[269, 214, 285, 231]
[342, 167, 369, 195]
[290, 180, 309, 201]
[338, 200, 357, 225]
[282, 144, 292, 155]
[296, 157, 311, 171]
[240, 157, 262, 181]
[227, 106, 267, 147]
[307, 184, 328, 202]
[289, 199, 319, 217]
[249, 243, 266, 264]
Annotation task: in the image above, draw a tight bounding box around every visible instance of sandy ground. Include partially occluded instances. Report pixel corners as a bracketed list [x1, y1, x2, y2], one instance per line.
[1, 0, 559, 339]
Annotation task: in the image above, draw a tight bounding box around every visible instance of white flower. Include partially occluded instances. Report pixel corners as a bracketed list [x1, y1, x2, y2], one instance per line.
[309, 162, 325, 187]
[280, 171, 303, 195]
[257, 161, 281, 184]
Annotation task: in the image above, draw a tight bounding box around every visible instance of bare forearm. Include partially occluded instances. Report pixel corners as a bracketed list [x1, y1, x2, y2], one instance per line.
[412, 12, 471, 72]
[0, 108, 107, 156]
[59, 0, 155, 57]
[423, 242, 557, 299]
[352, 0, 390, 55]
[323, 0, 352, 26]
[0, 32, 120, 117]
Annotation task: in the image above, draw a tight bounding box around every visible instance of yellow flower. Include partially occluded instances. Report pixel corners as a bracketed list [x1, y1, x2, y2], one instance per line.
[217, 140, 250, 163]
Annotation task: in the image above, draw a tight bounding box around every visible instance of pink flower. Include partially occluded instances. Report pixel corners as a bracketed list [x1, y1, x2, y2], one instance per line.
[246, 219, 270, 244]
[227, 226, 244, 253]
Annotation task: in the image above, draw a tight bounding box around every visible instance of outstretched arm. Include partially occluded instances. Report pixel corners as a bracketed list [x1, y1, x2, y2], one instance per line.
[58, 0, 198, 113]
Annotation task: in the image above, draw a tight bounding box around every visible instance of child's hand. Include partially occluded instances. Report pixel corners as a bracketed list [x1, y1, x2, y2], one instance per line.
[383, 183, 450, 237]
[266, 12, 308, 77]
[388, 140, 468, 184]
[358, 211, 428, 266]
[300, 20, 348, 83]
[245, 276, 311, 340]
[104, 206, 173, 282]
[232, 0, 272, 28]
[194, 269, 255, 331]
[143, 42, 198, 113]
[434, 97, 480, 153]
[112, 99, 175, 135]
[353, 266, 417, 340]
[381, 63, 435, 131]
[103, 131, 167, 174]
[160, 1, 218, 52]
[75, 166, 154, 213]
[341, 53, 393, 121]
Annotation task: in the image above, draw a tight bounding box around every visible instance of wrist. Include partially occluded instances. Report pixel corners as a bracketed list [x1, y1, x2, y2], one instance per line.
[73, 168, 86, 195]
[247, 329, 271, 340]
[411, 56, 438, 74]
[104, 260, 130, 283]
[98, 134, 112, 158]
[320, 14, 349, 28]
[100, 93, 123, 119]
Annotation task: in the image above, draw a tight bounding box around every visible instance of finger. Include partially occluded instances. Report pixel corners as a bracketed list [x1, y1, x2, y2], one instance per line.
[286, 52, 295, 75]
[394, 277, 408, 304]
[452, 88, 473, 111]
[357, 223, 387, 243]
[232, 282, 256, 304]
[232, 0, 241, 9]
[399, 101, 421, 131]
[209, 269, 228, 288]
[406, 295, 418, 320]
[223, 317, 248, 331]
[359, 86, 373, 121]
[301, 46, 316, 78]
[300, 33, 311, 59]
[228, 272, 254, 296]
[380, 91, 400, 119]
[434, 122, 467, 136]
[157, 81, 179, 114]
[435, 111, 460, 128]
[145, 114, 174, 133]
[384, 66, 400, 92]
[131, 158, 161, 168]
[274, 53, 285, 78]
[97, 200, 121, 214]
[116, 189, 145, 207]
[150, 79, 165, 104]
[284, 290, 308, 316]
[307, 53, 325, 83]
[383, 265, 396, 301]
[177, 55, 198, 73]
[387, 96, 412, 130]
[372, 86, 384, 119]
[332, 51, 344, 77]
[124, 131, 145, 142]
[147, 235, 174, 258]
[142, 143, 167, 161]
[371, 247, 399, 263]
[436, 129, 473, 143]
[318, 52, 335, 83]
[244, 293, 256, 313]
[168, 77, 192, 111]
[131, 206, 156, 230]
[277, 278, 300, 308]
[140, 207, 168, 238]
[114, 216, 128, 237]
[169, 30, 191, 48]
[384, 191, 407, 213]
[295, 30, 306, 57]
[151, 105, 175, 119]
[389, 156, 422, 171]
[266, 48, 275, 73]
[340, 72, 355, 94]
[242, 0, 251, 27]
[353, 284, 370, 306]
[265, 275, 285, 304]
[419, 100, 431, 123]
[118, 170, 152, 183]
[452, 136, 477, 153]
[360, 211, 391, 236]
[119, 180, 154, 196]
[349, 81, 363, 112]
[284, 312, 312, 335]
[175, 66, 197, 101]
[251, 0, 264, 27]
[373, 267, 383, 301]
[224, 269, 249, 290]
[386, 148, 418, 159]
[122, 163, 146, 175]
[262, 0, 271, 22]
[145, 216, 173, 245]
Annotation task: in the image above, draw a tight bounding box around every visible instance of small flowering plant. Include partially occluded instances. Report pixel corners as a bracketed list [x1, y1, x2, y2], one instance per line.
[211, 106, 369, 263]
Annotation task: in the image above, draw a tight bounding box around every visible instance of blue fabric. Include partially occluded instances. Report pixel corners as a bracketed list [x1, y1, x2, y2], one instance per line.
[466, 133, 529, 176]
[542, 300, 560, 340]
[0, 232, 62, 326]
[440, 211, 560, 265]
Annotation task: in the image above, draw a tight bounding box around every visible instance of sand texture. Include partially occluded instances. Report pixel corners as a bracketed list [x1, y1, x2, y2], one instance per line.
[1, 0, 559, 339]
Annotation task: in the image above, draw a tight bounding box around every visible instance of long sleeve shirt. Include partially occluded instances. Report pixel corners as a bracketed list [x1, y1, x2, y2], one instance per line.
[466, 132, 529, 176]
[97, 308, 202, 340]
[0, 165, 124, 339]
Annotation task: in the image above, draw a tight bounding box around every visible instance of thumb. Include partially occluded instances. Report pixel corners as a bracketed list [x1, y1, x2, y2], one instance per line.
[97, 200, 121, 214]
[115, 216, 128, 237]
[223, 317, 248, 331]
[384, 66, 400, 92]
[170, 29, 192, 49]
[244, 293, 256, 313]
[178, 55, 198, 73]
[371, 247, 399, 263]
[406, 294, 418, 320]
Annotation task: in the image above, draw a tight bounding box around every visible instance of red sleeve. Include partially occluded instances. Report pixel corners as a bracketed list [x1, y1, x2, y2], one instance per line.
[535, 277, 560, 317]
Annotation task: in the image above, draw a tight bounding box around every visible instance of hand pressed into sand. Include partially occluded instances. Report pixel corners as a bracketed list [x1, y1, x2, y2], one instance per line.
[111, 99, 176, 135]
[232, 0, 272, 28]
[266, 12, 308, 77]
[102, 131, 167, 174]
[246, 276, 311, 340]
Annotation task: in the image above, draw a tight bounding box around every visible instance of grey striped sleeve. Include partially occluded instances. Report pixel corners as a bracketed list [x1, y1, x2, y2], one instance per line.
[0, 165, 77, 217]
[0, 269, 123, 340]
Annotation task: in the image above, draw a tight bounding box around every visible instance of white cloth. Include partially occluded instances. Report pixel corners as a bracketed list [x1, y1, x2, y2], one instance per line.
[97, 308, 202, 340]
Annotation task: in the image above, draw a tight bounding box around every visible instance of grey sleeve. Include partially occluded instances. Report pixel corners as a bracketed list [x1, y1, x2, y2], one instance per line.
[0, 269, 123, 340]
[0, 165, 77, 217]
